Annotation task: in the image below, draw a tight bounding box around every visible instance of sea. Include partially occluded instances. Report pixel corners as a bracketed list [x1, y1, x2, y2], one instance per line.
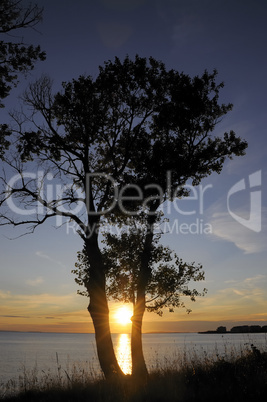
[0, 332, 266, 387]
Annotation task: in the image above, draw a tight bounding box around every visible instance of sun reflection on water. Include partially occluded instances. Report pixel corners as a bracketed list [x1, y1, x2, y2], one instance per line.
[115, 333, 132, 375]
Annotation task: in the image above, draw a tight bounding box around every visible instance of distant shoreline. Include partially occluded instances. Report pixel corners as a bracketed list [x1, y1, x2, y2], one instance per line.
[1, 326, 267, 335]
[199, 324, 267, 335]
[199, 331, 267, 334]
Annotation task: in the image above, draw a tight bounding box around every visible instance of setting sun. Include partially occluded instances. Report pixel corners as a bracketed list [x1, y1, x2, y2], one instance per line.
[115, 306, 132, 325]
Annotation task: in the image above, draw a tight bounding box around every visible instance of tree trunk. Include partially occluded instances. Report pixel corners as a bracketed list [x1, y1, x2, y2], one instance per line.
[131, 294, 149, 378]
[85, 238, 124, 379]
[131, 212, 158, 378]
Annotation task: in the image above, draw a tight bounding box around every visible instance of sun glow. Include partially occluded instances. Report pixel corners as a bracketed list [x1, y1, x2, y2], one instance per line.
[115, 306, 132, 325]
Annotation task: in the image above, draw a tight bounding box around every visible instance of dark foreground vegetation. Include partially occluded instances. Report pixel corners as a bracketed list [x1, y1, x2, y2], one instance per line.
[1, 344, 267, 402]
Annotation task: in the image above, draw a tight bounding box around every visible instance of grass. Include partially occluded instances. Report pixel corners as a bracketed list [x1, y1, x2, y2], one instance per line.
[1, 343, 267, 402]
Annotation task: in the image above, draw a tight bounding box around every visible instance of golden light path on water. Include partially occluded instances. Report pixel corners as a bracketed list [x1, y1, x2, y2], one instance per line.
[115, 333, 132, 374]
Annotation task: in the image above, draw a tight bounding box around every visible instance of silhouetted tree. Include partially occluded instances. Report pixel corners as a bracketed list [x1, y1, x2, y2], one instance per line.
[0, 0, 45, 107]
[0, 55, 247, 379]
[73, 219, 207, 377]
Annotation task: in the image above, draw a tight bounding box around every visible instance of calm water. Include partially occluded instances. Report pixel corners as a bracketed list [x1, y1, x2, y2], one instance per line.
[0, 332, 266, 385]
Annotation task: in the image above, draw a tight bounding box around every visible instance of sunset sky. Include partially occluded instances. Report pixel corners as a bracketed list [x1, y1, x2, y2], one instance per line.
[0, 0, 267, 334]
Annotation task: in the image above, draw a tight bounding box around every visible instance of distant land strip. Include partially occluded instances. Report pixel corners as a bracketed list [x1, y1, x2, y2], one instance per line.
[199, 325, 267, 334]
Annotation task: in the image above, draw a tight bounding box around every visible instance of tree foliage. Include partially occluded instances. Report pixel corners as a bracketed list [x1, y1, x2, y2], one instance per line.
[73, 220, 208, 317]
[0, 0, 46, 107]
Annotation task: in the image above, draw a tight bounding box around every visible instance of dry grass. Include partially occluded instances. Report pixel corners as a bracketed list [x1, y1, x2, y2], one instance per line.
[1, 343, 267, 402]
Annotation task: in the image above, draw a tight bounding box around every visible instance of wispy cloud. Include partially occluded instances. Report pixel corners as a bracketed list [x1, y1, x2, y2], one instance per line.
[210, 211, 266, 253]
[0, 290, 10, 299]
[0, 290, 85, 317]
[189, 273, 267, 321]
[243, 275, 267, 286]
[26, 276, 44, 286]
[0, 315, 30, 318]
[205, 186, 267, 255]
[35, 251, 66, 269]
[224, 275, 266, 300]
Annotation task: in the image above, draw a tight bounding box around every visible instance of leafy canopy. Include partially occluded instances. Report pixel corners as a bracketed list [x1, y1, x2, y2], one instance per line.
[0, 55, 247, 239]
[0, 0, 46, 107]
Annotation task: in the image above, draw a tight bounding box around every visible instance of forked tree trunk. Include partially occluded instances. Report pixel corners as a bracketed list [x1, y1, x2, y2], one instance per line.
[85, 239, 124, 379]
